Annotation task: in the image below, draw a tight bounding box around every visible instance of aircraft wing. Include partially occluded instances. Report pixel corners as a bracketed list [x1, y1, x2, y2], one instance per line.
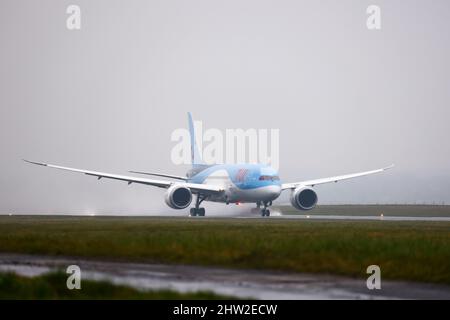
[23, 160, 224, 194]
[281, 165, 394, 190]
[128, 170, 187, 181]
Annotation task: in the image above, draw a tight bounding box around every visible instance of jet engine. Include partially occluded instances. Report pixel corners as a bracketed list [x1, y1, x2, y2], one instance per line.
[164, 185, 192, 209]
[290, 187, 318, 210]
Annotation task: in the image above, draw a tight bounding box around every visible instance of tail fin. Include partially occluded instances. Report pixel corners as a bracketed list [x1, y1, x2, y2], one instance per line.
[188, 112, 205, 166]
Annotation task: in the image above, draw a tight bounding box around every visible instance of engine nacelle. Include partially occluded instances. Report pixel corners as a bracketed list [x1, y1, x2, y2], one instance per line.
[164, 185, 192, 209]
[290, 187, 318, 211]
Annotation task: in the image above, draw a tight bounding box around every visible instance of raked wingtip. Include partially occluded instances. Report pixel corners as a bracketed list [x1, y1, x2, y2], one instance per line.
[23, 159, 47, 166]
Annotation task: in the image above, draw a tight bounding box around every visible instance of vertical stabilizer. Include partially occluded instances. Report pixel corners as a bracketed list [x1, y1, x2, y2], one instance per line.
[188, 112, 205, 166]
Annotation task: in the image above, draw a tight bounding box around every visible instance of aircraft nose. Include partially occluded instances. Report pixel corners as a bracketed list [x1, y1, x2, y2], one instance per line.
[266, 184, 282, 199]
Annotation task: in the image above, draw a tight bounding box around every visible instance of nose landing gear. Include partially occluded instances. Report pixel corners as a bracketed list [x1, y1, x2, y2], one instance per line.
[260, 201, 272, 217]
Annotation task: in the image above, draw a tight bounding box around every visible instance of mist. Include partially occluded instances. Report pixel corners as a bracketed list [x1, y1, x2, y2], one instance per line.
[1, 0, 450, 214]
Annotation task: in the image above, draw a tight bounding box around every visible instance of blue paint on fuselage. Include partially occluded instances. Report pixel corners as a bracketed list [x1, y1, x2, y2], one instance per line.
[187, 163, 281, 190]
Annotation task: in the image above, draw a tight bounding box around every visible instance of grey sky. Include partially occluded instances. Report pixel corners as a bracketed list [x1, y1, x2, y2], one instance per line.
[1, 0, 450, 214]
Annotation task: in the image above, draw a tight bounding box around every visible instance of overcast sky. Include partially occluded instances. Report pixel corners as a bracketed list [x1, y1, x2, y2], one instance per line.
[1, 0, 450, 214]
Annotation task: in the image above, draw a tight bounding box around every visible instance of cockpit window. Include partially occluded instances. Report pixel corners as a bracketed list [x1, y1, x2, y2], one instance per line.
[259, 175, 280, 181]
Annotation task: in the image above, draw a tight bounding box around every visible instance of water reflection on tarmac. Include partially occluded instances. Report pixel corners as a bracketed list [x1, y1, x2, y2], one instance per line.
[1, 254, 449, 300]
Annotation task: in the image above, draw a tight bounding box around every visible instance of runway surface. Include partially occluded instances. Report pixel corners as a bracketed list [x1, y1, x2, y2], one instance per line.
[252, 215, 450, 222]
[1, 254, 449, 300]
[4, 212, 450, 222]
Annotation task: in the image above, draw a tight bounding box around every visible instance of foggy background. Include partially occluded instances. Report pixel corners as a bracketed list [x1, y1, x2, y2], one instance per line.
[1, 0, 449, 214]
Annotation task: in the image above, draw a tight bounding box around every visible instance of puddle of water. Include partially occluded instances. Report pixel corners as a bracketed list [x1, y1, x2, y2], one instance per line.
[0, 259, 385, 299]
[1, 255, 449, 300]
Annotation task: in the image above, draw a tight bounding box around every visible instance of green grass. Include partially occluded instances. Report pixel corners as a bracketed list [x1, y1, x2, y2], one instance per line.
[0, 271, 233, 299]
[0, 215, 449, 284]
[277, 204, 450, 217]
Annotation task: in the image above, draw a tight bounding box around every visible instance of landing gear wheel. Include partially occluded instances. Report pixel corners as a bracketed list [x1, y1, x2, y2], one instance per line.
[190, 194, 207, 217]
[261, 209, 270, 217]
[189, 207, 206, 217]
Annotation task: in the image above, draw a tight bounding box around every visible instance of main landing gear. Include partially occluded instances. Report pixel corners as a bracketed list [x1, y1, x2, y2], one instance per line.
[190, 194, 207, 217]
[260, 201, 272, 217]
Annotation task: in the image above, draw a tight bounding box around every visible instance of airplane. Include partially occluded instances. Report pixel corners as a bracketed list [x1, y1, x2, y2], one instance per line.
[24, 113, 394, 217]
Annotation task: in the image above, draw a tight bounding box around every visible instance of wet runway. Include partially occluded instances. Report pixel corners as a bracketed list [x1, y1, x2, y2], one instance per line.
[1, 254, 449, 299]
[5, 212, 450, 222]
[252, 215, 450, 222]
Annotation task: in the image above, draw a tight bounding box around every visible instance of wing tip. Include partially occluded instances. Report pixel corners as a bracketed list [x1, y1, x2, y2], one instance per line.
[23, 159, 47, 166]
[384, 164, 395, 170]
